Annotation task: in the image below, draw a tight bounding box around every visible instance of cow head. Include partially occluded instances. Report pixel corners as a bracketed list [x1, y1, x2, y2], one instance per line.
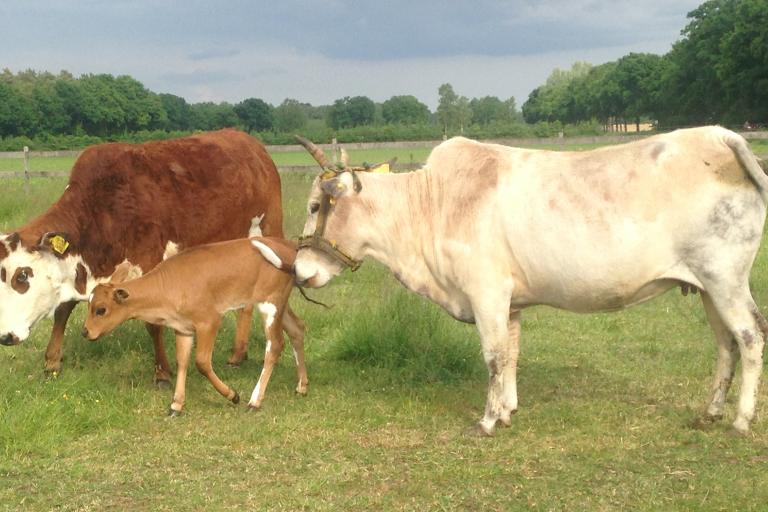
[82, 283, 132, 341]
[0, 232, 86, 345]
[294, 136, 380, 288]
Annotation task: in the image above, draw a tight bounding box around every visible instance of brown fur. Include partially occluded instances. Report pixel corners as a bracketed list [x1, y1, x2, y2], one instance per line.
[1, 129, 283, 380]
[11, 267, 32, 294]
[84, 237, 307, 414]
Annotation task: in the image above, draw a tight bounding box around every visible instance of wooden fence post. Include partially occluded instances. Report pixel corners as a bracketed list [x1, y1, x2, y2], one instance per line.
[23, 146, 30, 193]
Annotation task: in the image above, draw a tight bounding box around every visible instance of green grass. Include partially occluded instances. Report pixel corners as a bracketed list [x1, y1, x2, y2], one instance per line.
[2, 150, 768, 510]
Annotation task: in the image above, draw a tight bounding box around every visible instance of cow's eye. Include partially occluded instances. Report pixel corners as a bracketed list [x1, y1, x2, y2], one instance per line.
[309, 202, 320, 214]
[95, 307, 106, 316]
[16, 271, 28, 283]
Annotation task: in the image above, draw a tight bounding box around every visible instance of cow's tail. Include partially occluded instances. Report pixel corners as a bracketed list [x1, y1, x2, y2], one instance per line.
[722, 129, 768, 202]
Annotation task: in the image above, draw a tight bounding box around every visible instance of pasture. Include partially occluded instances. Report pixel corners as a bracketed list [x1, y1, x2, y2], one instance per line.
[2, 145, 768, 510]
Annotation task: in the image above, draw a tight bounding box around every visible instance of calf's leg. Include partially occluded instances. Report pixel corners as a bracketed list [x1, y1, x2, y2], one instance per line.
[282, 305, 308, 395]
[247, 304, 287, 410]
[169, 333, 193, 416]
[194, 320, 240, 405]
[227, 305, 254, 367]
[146, 323, 173, 387]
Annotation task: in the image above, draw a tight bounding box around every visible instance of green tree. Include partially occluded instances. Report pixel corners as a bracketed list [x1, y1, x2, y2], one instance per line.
[191, 102, 239, 130]
[234, 98, 274, 132]
[77, 74, 127, 136]
[114, 75, 166, 131]
[523, 62, 592, 123]
[469, 96, 514, 125]
[658, 0, 746, 125]
[327, 96, 375, 129]
[0, 81, 32, 136]
[381, 95, 430, 125]
[273, 98, 307, 133]
[159, 93, 193, 131]
[437, 83, 458, 134]
[456, 96, 472, 134]
[716, 0, 768, 123]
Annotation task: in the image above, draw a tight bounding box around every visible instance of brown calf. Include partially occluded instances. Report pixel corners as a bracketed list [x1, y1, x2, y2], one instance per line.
[83, 237, 306, 415]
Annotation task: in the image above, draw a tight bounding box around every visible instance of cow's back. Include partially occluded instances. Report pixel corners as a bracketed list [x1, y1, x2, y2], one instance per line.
[67, 129, 282, 277]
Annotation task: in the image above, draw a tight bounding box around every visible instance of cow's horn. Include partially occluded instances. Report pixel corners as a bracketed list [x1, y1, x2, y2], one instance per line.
[340, 148, 350, 169]
[295, 135, 330, 169]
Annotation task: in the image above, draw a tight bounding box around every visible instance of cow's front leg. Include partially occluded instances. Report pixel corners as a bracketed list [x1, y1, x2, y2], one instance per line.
[473, 299, 519, 436]
[44, 300, 78, 375]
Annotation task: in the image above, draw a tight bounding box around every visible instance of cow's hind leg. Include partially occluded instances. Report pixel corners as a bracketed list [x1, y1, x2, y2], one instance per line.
[146, 323, 173, 388]
[696, 292, 740, 427]
[473, 299, 520, 436]
[227, 305, 254, 367]
[703, 285, 765, 434]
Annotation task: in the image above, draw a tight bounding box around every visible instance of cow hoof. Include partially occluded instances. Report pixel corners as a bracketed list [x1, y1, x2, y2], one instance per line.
[730, 418, 751, 437]
[246, 404, 260, 413]
[44, 368, 61, 380]
[466, 423, 495, 438]
[155, 379, 172, 391]
[168, 408, 182, 418]
[231, 391, 240, 405]
[295, 386, 308, 396]
[690, 414, 722, 431]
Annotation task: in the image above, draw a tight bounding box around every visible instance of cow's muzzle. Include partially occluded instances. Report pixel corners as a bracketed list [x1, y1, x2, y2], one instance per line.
[0, 333, 21, 346]
[81, 327, 99, 341]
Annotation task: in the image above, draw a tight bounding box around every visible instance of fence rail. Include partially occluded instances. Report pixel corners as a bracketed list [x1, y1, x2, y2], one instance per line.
[1, 131, 766, 182]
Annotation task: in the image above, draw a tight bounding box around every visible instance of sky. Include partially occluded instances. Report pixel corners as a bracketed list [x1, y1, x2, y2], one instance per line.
[0, 0, 704, 109]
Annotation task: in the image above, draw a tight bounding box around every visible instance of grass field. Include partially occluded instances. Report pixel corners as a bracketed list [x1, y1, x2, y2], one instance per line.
[2, 147, 768, 510]
[2, 137, 766, 175]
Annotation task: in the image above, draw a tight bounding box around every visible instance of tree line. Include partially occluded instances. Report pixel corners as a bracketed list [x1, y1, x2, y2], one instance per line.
[522, 0, 767, 130]
[0, 0, 764, 150]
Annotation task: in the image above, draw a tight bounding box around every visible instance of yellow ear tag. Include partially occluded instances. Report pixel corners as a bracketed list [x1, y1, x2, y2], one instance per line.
[50, 235, 69, 255]
[371, 163, 390, 174]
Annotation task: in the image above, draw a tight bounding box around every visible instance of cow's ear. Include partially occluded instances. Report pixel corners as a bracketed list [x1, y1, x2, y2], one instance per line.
[2, 232, 21, 251]
[38, 232, 72, 256]
[320, 177, 348, 198]
[113, 288, 130, 304]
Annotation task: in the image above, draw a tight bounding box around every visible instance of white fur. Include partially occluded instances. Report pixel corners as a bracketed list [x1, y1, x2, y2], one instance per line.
[249, 214, 264, 237]
[257, 302, 277, 329]
[251, 240, 282, 269]
[163, 241, 180, 260]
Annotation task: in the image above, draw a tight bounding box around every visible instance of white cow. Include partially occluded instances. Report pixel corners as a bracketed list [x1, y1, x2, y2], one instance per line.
[294, 127, 768, 435]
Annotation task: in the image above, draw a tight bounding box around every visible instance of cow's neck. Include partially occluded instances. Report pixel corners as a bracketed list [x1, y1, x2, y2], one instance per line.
[355, 171, 471, 320]
[17, 187, 84, 249]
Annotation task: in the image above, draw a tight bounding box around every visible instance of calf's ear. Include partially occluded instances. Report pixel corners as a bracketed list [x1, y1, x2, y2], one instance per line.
[113, 288, 130, 304]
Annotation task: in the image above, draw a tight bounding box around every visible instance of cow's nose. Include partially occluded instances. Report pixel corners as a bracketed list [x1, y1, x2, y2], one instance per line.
[81, 327, 89, 339]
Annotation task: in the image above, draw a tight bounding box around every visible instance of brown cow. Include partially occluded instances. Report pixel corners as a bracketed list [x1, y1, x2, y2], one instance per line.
[83, 237, 307, 415]
[0, 129, 282, 385]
